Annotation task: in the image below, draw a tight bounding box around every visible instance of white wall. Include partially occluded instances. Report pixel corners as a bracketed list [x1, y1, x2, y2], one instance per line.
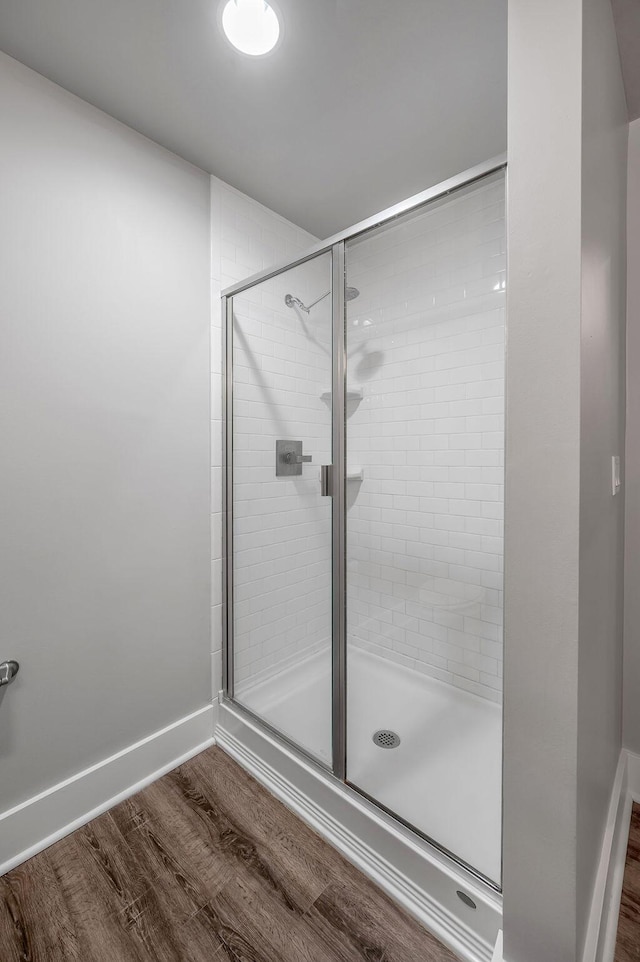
[576, 0, 628, 950]
[346, 173, 505, 702]
[0, 54, 212, 816]
[504, 1, 627, 960]
[209, 176, 317, 708]
[624, 119, 640, 755]
[504, 4, 582, 952]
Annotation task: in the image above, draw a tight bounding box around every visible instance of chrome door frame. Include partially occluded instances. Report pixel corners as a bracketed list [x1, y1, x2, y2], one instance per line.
[221, 246, 338, 775]
[330, 242, 347, 780]
[221, 155, 505, 302]
[222, 294, 233, 698]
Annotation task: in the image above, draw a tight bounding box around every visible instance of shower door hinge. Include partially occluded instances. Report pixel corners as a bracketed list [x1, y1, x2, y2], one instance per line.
[321, 464, 333, 497]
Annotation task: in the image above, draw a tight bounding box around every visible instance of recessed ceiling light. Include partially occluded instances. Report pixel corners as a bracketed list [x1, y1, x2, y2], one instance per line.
[221, 0, 280, 56]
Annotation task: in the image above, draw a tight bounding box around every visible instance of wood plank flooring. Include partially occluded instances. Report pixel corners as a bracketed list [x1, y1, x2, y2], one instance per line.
[0, 745, 460, 962]
[615, 802, 640, 961]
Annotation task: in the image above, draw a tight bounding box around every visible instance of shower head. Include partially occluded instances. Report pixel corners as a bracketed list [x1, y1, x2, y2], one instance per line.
[284, 293, 307, 311]
[284, 286, 360, 313]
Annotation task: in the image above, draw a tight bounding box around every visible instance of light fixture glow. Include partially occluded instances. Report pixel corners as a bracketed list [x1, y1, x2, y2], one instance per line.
[222, 0, 280, 56]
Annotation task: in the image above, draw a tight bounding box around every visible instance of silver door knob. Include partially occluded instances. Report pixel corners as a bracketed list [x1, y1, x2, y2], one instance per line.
[0, 661, 19, 687]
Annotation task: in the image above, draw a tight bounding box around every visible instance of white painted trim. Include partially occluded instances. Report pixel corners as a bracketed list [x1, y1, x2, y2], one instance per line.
[491, 931, 503, 962]
[217, 699, 501, 962]
[582, 748, 640, 962]
[582, 750, 629, 962]
[626, 750, 640, 799]
[597, 790, 633, 962]
[0, 704, 215, 875]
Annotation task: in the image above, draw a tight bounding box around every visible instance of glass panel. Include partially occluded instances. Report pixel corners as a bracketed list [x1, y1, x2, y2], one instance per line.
[344, 172, 505, 884]
[230, 251, 333, 765]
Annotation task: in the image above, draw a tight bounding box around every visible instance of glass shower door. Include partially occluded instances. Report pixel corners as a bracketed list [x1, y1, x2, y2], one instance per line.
[223, 161, 506, 889]
[227, 251, 334, 765]
[343, 172, 506, 886]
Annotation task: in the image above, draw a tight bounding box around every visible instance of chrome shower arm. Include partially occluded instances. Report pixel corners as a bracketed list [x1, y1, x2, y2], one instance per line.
[304, 290, 331, 311]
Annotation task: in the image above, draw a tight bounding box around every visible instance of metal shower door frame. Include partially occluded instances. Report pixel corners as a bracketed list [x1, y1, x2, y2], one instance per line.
[330, 242, 347, 781]
[221, 242, 346, 777]
[221, 153, 507, 888]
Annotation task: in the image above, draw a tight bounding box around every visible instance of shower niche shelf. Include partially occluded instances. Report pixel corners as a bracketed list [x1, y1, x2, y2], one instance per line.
[347, 468, 364, 482]
[320, 388, 363, 403]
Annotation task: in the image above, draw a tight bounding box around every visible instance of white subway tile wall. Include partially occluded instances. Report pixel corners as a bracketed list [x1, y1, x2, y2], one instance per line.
[345, 172, 505, 703]
[230, 254, 334, 738]
[210, 175, 317, 711]
[213, 171, 505, 716]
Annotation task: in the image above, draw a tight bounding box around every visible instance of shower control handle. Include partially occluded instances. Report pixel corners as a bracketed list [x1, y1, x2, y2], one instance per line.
[275, 440, 312, 477]
[284, 452, 312, 465]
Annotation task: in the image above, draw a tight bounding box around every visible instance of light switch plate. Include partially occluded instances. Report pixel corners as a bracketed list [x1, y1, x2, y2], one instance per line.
[612, 455, 621, 496]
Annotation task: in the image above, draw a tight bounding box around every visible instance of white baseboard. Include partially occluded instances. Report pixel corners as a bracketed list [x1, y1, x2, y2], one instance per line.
[217, 698, 501, 962]
[627, 751, 640, 799]
[582, 748, 639, 962]
[0, 704, 215, 876]
[491, 931, 503, 961]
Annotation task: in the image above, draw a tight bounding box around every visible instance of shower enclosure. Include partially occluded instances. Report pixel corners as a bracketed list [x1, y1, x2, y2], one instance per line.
[221, 158, 506, 901]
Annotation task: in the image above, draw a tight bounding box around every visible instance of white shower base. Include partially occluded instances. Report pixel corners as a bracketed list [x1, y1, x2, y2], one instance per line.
[236, 646, 502, 884]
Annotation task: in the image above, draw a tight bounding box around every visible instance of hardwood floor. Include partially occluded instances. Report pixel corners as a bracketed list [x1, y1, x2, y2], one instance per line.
[616, 802, 640, 961]
[0, 745, 460, 962]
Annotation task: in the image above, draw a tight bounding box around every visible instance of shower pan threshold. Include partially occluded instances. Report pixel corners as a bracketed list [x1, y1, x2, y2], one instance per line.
[217, 648, 502, 962]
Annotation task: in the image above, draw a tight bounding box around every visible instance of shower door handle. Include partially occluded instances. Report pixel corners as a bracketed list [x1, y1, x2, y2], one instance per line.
[321, 465, 332, 497]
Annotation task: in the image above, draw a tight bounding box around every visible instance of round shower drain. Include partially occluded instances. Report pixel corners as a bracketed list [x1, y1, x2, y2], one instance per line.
[372, 730, 401, 749]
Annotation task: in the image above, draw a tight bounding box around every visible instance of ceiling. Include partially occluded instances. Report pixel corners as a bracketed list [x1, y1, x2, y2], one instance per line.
[0, 0, 507, 237]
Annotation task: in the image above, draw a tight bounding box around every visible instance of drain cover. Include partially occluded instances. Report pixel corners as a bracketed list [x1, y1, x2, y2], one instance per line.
[372, 730, 401, 749]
